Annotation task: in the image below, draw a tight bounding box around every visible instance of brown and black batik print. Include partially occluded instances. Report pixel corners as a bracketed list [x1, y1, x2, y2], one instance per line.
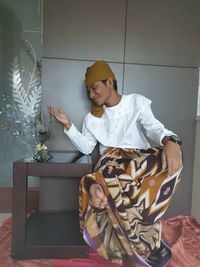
[79, 147, 182, 266]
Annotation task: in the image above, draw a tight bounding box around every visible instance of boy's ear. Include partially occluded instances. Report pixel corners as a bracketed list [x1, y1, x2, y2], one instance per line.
[106, 78, 114, 88]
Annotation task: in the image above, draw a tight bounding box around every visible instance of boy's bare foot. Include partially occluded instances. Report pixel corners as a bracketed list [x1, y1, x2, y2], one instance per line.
[89, 184, 107, 209]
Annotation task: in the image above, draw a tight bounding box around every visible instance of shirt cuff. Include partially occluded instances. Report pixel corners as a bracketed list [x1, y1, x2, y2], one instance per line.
[64, 123, 78, 138]
[159, 131, 176, 146]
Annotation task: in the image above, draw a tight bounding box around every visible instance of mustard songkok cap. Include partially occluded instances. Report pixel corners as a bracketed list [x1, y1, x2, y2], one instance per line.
[85, 60, 116, 87]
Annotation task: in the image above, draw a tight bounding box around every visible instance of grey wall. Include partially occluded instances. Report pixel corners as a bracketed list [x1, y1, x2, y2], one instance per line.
[42, 0, 200, 217]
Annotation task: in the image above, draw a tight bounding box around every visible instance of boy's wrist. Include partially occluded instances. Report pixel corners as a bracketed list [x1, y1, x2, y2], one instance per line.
[162, 136, 170, 145]
[64, 122, 72, 130]
[162, 135, 182, 146]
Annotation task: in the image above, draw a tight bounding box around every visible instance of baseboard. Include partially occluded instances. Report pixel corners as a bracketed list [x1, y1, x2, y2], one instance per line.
[0, 187, 39, 213]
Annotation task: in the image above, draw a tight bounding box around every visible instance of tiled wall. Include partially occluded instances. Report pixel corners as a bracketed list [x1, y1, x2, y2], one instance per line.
[42, 0, 200, 217]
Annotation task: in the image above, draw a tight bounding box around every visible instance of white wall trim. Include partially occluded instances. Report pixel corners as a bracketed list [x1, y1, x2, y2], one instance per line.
[191, 117, 200, 222]
[196, 115, 200, 121]
[197, 68, 200, 115]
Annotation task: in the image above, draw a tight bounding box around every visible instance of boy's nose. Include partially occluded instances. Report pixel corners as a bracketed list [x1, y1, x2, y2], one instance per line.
[90, 90, 95, 99]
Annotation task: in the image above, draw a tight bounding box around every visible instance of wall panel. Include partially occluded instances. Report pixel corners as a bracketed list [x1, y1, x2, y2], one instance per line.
[43, 0, 126, 61]
[42, 0, 200, 217]
[123, 64, 199, 216]
[126, 0, 200, 66]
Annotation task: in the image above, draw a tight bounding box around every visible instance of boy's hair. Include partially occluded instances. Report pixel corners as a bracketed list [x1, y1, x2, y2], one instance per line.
[102, 79, 118, 91]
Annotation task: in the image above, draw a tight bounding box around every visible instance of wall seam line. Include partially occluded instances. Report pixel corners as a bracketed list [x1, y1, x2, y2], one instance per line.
[42, 56, 198, 70]
[122, 0, 128, 93]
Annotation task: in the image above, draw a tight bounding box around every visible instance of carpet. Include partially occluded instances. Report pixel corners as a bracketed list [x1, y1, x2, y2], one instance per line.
[0, 216, 200, 267]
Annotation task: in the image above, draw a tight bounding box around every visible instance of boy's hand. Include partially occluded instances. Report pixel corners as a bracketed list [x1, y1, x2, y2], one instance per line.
[48, 105, 72, 130]
[89, 184, 107, 209]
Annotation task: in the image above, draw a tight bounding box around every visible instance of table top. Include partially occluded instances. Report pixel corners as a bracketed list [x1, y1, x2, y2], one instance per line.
[16, 151, 92, 164]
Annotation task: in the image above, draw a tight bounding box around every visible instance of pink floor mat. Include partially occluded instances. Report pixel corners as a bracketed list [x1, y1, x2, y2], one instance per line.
[0, 215, 200, 267]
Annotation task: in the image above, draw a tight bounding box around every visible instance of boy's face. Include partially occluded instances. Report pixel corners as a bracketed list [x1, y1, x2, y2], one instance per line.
[87, 79, 113, 106]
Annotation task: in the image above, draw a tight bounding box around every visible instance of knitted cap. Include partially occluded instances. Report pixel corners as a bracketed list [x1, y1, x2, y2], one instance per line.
[85, 60, 116, 87]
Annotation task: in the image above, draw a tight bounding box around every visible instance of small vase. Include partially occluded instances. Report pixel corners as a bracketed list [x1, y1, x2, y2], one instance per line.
[33, 144, 53, 162]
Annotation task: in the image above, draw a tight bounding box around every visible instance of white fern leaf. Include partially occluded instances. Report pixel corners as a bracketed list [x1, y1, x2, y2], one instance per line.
[29, 77, 41, 89]
[10, 58, 30, 116]
[27, 85, 42, 117]
[10, 53, 42, 119]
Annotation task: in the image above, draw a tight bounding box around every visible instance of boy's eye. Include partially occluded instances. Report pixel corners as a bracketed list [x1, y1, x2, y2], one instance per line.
[92, 85, 97, 91]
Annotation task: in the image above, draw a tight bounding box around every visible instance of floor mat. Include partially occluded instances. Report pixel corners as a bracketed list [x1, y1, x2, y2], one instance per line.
[0, 215, 200, 267]
[161, 216, 200, 267]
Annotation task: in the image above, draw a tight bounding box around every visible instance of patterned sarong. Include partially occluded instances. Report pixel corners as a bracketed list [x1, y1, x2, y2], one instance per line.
[79, 147, 182, 266]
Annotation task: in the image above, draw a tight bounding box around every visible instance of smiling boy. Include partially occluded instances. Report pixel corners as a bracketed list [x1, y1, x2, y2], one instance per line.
[49, 60, 182, 267]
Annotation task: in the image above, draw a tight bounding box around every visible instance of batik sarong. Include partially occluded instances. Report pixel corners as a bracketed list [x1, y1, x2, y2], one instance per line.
[79, 147, 182, 267]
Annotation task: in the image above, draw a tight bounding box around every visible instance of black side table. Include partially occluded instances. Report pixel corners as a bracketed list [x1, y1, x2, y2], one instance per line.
[12, 151, 92, 259]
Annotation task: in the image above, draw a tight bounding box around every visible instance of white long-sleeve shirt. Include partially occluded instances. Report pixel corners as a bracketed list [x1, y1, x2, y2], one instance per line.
[64, 94, 175, 155]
